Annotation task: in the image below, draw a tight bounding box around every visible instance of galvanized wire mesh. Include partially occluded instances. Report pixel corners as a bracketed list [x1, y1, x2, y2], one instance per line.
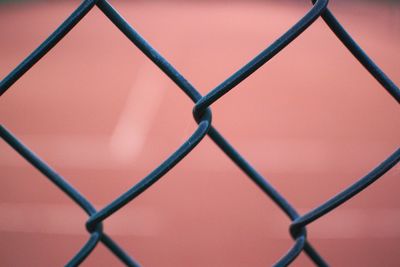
[1, 0, 399, 266]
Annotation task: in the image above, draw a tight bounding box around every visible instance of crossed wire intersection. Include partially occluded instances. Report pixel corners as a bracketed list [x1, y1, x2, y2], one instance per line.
[1, 0, 399, 266]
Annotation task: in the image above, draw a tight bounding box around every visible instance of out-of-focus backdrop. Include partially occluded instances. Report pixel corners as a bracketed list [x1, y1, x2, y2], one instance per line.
[1, 0, 399, 266]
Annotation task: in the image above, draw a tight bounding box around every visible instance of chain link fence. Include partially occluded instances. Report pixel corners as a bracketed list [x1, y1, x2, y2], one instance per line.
[1, 0, 399, 266]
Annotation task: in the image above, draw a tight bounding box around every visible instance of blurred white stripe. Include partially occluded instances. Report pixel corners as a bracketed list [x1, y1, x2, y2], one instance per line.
[270, 208, 400, 239]
[109, 60, 168, 163]
[1, 137, 398, 173]
[0, 203, 160, 236]
[0, 203, 399, 239]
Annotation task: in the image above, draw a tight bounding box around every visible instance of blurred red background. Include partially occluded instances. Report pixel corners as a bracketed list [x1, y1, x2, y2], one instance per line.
[1, 0, 399, 266]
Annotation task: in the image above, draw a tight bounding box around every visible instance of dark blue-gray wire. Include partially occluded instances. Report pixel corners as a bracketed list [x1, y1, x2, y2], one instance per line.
[290, 148, 400, 238]
[0, 0, 97, 96]
[89, 1, 329, 266]
[1, 0, 399, 266]
[0, 125, 140, 267]
[320, 8, 400, 102]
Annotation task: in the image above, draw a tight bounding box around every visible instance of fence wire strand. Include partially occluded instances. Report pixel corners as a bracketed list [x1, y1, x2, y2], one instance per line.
[1, 0, 399, 266]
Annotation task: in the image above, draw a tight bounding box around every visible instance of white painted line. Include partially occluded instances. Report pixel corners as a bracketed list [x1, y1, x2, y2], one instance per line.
[109, 60, 168, 163]
[0, 134, 111, 169]
[0, 59, 169, 168]
[0, 203, 399, 239]
[1, 137, 397, 172]
[0, 203, 160, 236]
[256, 207, 400, 239]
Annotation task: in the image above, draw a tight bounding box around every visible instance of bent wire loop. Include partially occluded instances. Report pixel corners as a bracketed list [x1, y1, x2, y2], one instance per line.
[1, 0, 399, 266]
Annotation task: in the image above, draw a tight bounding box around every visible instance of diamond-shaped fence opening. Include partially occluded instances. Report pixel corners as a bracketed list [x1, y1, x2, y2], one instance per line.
[1, 0, 399, 266]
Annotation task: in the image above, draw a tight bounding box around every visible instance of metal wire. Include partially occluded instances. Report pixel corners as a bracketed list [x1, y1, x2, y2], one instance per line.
[1, 0, 399, 266]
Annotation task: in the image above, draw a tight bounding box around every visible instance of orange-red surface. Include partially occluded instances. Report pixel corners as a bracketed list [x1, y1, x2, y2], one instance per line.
[1, 1, 400, 266]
